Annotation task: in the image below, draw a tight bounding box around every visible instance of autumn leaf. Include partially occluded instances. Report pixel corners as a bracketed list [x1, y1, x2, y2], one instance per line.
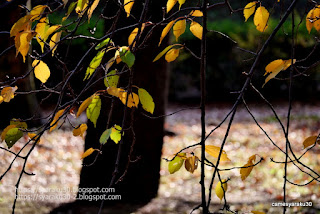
[153, 44, 178, 62]
[1, 125, 17, 141]
[30, 5, 47, 21]
[205, 145, 230, 162]
[190, 21, 203, 40]
[118, 91, 139, 108]
[44, 25, 61, 43]
[306, 8, 315, 33]
[76, 0, 89, 15]
[99, 128, 112, 144]
[138, 88, 155, 114]
[243, 2, 257, 22]
[17, 31, 36, 62]
[77, 96, 93, 117]
[95, 38, 113, 50]
[110, 125, 122, 144]
[87, 0, 100, 22]
[173, 19, 186, 41]
[86, 95, 101, 128]
[167, 0, 177, 13]
[313, 7, 320, 31]
[303, 136, 319, 149]
[215, 179, 228, 201]
[263, 59, 296, 87]
[73, 124, 88, 138]
[35, 17, 49, 52]
[254, 6, 269, 32]
[190, 10, 203, 17]
[128, 23, 145, 47]
[49, 109, 65, 132]
[81, 147, 96, 159]
[32, 60, 51, 83]
[159, 20, 175, 46]
[185, 156, 199, 173]
[119, 48, 135, 68]
[104, 70, 119, 88]
[107, 87, 123, 97]
[5, 128, 23, 149]
[124, 0, 134, 17]
[10, 15, 32, 37]
[168, 153, 185, 174]
[84, 50, 105, 80]
[165, 48, 180, 62]
[62, 2, 77, 21]
[178, 0, 185, 10]
[1, 86, 18, 103]
[50, 31, 62, 56]
[240, 154, 257, 181]
[28, 133, 41, 143]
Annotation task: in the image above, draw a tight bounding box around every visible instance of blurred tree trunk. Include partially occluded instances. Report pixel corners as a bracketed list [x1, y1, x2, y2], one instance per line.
[0, 0, 39, 128]
[78, 0, 168, 205]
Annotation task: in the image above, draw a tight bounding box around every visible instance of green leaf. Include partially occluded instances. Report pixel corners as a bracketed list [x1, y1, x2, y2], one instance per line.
[95, 38, 113, 50]
[10, 120, 27, 129]
[84, 50, 105, 80]
[99, 128, 112, 144]
[168, 153, 185, 174]
[5, 128, 23, 149]
[86, 95, 101, 128]
[138, 88, 155, 114]
[104, 69, 119, 87]
[110, 125, 122, 144]
[120, 49, 135, 68]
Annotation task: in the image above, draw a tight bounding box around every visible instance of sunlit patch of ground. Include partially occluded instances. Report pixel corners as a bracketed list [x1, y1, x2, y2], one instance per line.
[1, 102, 320, 213]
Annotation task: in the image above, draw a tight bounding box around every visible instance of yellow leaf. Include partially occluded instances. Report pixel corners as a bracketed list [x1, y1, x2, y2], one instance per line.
[138, 88, 155, 114]
[243, 2, 257, 22]
[165, 48, 180, 62]
[254, 6, 269, 32]
[251, 211, 266, 214]
[167, 0, 177, 13]
[168, 154, 185, 174]
[314, 7, 320, 31]
[173, 19, 186, 41]
[35, 17, 49, 52]
[303, 136, 319, 149]
[178, 0, 185, 10]
[49, 109, 65, 132]
[81, 147, 95, 159]
[1, 125, 16, 141]
[205, 145, 230, 162]
[76, 0, 89, 15]
[110, 125, 122, 144]
[87, 0, 100, 22]
[50, 31, 62, 56]
[32, 60, 51, 83]
[124, 0, 134, 17]
[114, 50, 122, 64]
[44, 25, 61, 42]
[215, 179, 228, 201]
[28, 133, 41, 144]
[190, 21, 203, 40]
[190, 10, 203, 17]
[73, 124, 88, 138]
[240, 161, 254, 181]
[17, 31, 36, 63]
[10, 15, 32, 37]
[0, 96, 3, 104]
[306, 8, 315, 33]
[158, 20, 175, 46]
[1, 86, 18, 103]
[104, 70, 119, 88]
[77, 96, 93, 117]
[263, 59, 296, 87]
[118, 91, 139, 108]
[30, 5, 47, 21]
[184, 156, 199, 173]
[107, 87, 123, 97]
[128, 23, 145, 47]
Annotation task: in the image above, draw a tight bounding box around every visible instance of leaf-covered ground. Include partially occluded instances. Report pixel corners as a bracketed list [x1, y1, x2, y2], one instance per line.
[1, 102, 320, 214]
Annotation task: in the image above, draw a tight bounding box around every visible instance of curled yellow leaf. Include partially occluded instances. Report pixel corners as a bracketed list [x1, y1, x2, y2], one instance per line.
[81, 147, 96, 159]
[215, 179, 228, 201]
[73, 124, 88, 138]
[254, 6, 269, 32]
[124, 0, 134, 17]
[77, 96, 93, 117]
[190, 21, 203, 40]
[165, 48, 180, 62]
[263, 59, 296, 87]
[32, 60, 51, 83]
[49, 109, 65, 132]
[159, 20, 175, 46]
[243, 2, 257, 22]
[205, 145, 230, 162]
[240, 155, 256, 181]
[173, 19, 186, 41]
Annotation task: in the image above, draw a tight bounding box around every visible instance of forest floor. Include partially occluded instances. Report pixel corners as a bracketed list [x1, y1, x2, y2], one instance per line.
[1, 102, 320, 214]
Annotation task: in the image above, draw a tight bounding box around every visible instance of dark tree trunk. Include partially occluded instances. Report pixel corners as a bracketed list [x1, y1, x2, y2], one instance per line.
[78, 0, 168, 206]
